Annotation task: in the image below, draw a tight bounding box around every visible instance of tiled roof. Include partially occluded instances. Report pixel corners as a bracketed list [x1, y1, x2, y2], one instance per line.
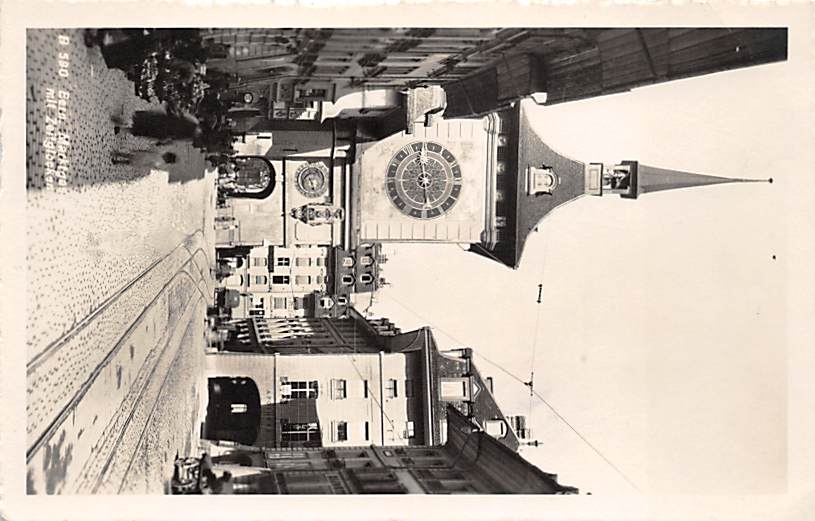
[424, 331, 521, 451]
[446, 407, 578, 494]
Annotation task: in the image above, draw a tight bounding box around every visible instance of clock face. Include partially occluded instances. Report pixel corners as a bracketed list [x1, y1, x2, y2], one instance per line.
[295, 162, 329, 198]
[385, 141, 462, 219]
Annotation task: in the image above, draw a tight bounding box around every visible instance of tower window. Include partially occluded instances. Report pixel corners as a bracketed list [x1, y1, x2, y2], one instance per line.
[385, 379, 398, 399]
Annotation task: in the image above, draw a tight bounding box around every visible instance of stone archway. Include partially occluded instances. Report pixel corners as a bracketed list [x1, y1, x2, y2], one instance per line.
[203, 377, 262, 446]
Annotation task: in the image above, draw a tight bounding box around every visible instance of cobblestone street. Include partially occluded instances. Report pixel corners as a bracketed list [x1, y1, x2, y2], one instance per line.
[25, 29, 215, 494]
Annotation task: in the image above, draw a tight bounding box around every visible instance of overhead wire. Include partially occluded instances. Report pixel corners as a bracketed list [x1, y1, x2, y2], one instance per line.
[379, 290, 641, 493]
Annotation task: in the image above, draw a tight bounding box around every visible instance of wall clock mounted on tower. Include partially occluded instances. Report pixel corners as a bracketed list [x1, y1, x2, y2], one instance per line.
[385, 141, 462, 219]
[295, 161, 330, 198]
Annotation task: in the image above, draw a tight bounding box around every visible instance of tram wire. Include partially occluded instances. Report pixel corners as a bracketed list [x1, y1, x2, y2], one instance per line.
[378, 291, 642, 493]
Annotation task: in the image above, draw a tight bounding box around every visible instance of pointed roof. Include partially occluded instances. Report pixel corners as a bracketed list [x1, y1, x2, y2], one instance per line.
[636, 164, 772, 196]
[469, 103, 587, 269]
[469, 103, 775, 269]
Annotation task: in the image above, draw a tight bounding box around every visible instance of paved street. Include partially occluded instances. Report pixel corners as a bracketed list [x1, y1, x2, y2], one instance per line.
[25, 29, 215, 494]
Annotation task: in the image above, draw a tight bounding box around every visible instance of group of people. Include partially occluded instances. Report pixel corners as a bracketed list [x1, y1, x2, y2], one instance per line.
[172, 453, 234, 495]
[85, 29, 238, 170]
[108, 109, 199, 169]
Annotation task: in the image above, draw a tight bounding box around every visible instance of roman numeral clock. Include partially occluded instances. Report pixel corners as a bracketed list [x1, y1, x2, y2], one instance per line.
[385, 141, 462, 219]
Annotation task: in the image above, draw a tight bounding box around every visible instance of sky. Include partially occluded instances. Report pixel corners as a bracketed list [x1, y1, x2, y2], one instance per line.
[367, 30, 812, 499]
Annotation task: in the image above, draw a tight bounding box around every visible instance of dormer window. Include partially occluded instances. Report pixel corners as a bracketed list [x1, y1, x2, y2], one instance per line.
[485, 419, 508, 438]
[527, 165, 559, 196]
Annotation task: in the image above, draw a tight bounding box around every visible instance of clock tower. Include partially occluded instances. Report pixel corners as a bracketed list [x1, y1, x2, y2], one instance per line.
[353, 116, 494, 244]
[351, 100, 771, 268]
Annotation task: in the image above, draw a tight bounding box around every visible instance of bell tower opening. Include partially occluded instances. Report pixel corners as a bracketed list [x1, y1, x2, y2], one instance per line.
[584, 161, 639, 199]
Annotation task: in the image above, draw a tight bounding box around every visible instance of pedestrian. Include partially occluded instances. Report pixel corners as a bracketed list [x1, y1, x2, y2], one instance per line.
[113, 109, 202, 145]
[111, 149, 178, 169]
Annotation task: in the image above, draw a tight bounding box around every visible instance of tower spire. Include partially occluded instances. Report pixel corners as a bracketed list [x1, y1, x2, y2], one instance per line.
[584, 161, 772, 200]
[636, 164, 772, 196]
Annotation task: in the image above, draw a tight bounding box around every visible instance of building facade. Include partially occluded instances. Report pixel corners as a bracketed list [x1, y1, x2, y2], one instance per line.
[201, 28, 787, 125]
[197, 407, 576, 494]
[211, 27, 785, 273]
[216, 242, 385, 319]
[203, 307, 524, 454]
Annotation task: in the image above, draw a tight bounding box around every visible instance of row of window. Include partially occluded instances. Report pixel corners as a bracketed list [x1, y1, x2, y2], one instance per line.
[283, 378, 416, 400]
[340, 255, 374, 268]
[250, 256, 328, 268]
[338, 273, 374, 285]
[278, 419, 421, 445]
[243, 273, 373, 288]
[249, 275, 328, 286]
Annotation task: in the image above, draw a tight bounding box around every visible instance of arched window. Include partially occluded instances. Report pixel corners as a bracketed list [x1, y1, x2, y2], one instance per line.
[224, 156, 276, 200]
[360, 273, 373, 284]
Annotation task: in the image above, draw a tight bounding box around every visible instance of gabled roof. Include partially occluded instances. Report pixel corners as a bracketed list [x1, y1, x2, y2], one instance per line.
[381, 326, 522, 451]
[424, 331, 522, 451]
[444, 28, 787, 119]
[445, 406, 578, 494]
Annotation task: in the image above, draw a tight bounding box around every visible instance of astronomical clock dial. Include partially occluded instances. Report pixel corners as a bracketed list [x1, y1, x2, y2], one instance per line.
[295, 162, 329, 198]
[385, 141, 462, 219]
